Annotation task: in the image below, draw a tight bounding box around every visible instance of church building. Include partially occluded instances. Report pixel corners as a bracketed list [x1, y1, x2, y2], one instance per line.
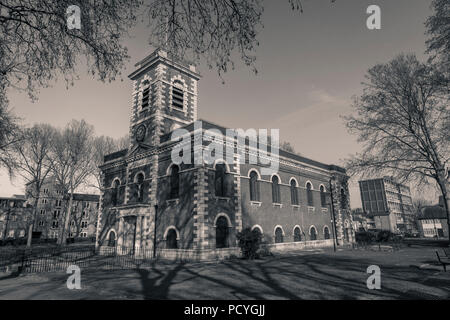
[96, 49, 354, 260]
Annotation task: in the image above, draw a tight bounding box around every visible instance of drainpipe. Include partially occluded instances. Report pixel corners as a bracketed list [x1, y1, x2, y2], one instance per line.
[329, 179, 337, 252]
[153, 204, 158, 258]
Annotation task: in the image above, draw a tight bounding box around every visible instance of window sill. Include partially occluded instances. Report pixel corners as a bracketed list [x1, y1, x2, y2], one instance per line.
[272, 203, 283, 208]
[250, 201, 262, 207]
[307, 206, 315, 213]
[291, 205, 300, 211]
[321, 207, 329, 213]
[215, 196, 231, 202]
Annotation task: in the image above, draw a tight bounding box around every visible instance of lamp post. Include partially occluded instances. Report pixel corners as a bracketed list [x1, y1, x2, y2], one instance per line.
[328, 180, 337, 252]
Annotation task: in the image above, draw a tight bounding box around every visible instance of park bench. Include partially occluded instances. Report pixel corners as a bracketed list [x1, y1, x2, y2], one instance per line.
[443, 248, 450, 259]
[435, 251, 450, 272]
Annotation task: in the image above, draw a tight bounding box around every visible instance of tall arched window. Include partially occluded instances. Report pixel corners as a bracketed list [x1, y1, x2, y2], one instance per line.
[136, 173, 144, 202]
[142, 84, 150, 109]
[290, 179, 299, 205]
[324, 226, 330, 240]
[310, 226, 317, 241]
[294, 227, 302, 242]
[172, 80, 184, 109]
[341, 188, 347, 210]
[169, 165, 180, 199]
[272, 175, 281, 203]
[108, 231, 116, 247]
[215, 163, 229, 197]
[307, 182, 314, 206]
[166, 229, 178, 249]
[112, 180, 120, 206]
[216, 216, 229, 248]
[275, 227, 284, 243]
[249, 171, 259, 201]
[320, 185, 327, 207]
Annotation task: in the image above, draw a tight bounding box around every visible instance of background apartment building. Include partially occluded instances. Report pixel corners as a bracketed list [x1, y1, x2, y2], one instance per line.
[26, 177, 99, 240]
[0, 196, 32, 241]
[359, 177, 416, 234]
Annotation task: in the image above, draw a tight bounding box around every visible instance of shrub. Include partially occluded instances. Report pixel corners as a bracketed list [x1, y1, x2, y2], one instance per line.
[236, 228, 262, 259]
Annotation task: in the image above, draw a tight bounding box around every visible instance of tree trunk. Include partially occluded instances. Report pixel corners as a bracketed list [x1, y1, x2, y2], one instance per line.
[59, 193, 73, 245]
[26, 190, 40, 247]
[436, 174, 450, 243]
[95, 190, 103, 250]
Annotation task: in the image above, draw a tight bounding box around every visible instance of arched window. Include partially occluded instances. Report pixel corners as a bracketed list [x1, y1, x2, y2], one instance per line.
[142, 85, 150, 109]
[275, 227, 284, 243]
[310, 226, 317, 241]
[215, 163, 229, 197]
[324, 226, 330, 240]
[307, 182, 314, 206]
[290, 179, 299, 205]
[249, 171, 260, 201]
[172, 80, 184, 109]
[166, 229, 178, 249]
[136, 173, 144, 202]
[293, 227, 302, 242]
[341, 188, 347, 210]
[320, 185, 327, 207]
[112, 180, 120, 206]
[108, 231, 116, 247]
[216, 216, 229, 248]
[271, 175, 281, 203]
[169, 165, 180, 199]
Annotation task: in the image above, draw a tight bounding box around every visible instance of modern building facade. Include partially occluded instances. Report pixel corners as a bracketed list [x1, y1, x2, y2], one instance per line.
[418, 199, 448, 239]
[25, 177, 100, 240]
[96, 49, 354, 260]
[359, 177, 415, 234]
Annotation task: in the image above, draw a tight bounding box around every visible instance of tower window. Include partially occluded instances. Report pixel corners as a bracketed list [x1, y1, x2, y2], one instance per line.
[169, 165, 180, 199]
[172, 80, 184, 109]
[142, 87, 150, 109]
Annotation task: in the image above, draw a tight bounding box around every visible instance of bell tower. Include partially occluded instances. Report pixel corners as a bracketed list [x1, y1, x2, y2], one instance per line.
[127, 49, 200, 148]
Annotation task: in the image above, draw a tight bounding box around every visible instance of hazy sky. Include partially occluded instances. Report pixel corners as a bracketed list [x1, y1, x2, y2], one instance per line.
[0, 0, 439, 206]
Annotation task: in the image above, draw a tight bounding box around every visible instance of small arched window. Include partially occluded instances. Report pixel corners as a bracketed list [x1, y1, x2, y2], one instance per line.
[169, 165, 180, 199]
[310, 226, 317, 241]
[112, 180, 120, 206]
[320, 185, 327, 207]
[249, 171, 259, 201]
[166, 229, 178, 249]
[271, 175, 281, 204]
[290, 179, 299, 205]
[307, 182, 314, 206]
[294, 227, 302, 242]
[275, 227, 284, 243]
[141, 82, 150, 110]
[172, 80, 184, 109]
[215, 163, 229, 197]
[324, 226, 331, 240]
[216, 216, 229, 248]
[136, 173, 144, 203]
[341, 188, 347, 210]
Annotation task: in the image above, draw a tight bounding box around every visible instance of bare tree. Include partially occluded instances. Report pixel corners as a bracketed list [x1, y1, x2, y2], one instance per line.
[8, 124, 55, 246]
[345, 54, 450, 240]
[0, 104, 20, 173]
[49, 119, 96, 245]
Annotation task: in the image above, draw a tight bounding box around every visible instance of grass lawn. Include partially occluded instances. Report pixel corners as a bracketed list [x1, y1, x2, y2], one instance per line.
[0, 244, 449, 300]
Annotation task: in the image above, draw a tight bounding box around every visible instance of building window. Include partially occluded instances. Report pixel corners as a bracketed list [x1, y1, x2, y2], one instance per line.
[80, 232, 87, 238]
[307, 182, 314, 206]
[272, 175, 281, 204]
[249, 171, 260, 201]
[142, 85, 150, 109]
[320, 185, 327, 207]
[53, 210, 60, 219]
[8, 230, 14, 238]
[169, 165, 180, 199]
[166, 229, 178, 249]
[215, 163, 230, 197]
[290, 179, 299, 205]
[275, 227, 284, 243]
[310, 226, 317, 241]
[216, 216, 229, 248]
[172, 80, 184, 109]
[38, 221, 45, 227]
[19, 230, 25, 238]
[136, 173, 145, 202]
[55, 199, 62, 207]
[108, 231, 116, 247]
[341, 188, 347, 210]
[81, 221, 88, 229]
[52, 220, 59, 229]
[294, 227, 302, 242]
[112, 179, 120, 206]
[324, 226, 330, 240]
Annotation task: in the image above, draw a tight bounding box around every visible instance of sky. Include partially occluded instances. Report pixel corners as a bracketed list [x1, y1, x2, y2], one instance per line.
[0, 0, 440, 206]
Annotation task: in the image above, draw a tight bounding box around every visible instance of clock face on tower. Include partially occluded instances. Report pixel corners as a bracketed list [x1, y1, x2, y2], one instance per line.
[135, 124, 146, 143]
